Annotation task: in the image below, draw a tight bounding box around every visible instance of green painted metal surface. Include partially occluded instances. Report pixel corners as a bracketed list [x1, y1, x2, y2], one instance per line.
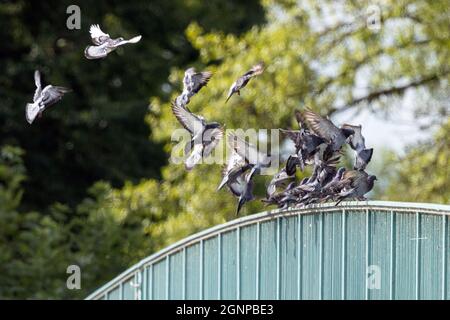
[86, 201, 450, 300]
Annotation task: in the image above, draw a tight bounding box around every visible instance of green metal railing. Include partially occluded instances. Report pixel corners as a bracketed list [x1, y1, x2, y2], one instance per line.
[86, 201, 450, 300]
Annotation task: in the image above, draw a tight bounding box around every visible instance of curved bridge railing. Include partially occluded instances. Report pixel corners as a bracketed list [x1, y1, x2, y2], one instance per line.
[86, 201, 450, 300]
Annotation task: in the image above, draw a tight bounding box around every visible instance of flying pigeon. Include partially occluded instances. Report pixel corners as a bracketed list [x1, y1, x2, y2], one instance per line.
[217, 149, 251, 191]
[298, 109, 354, 156]
[341, 124, 373, 171]
[183, 68, 212, 98]
[218, 149, 255, 215]
[176, 68, 212, 107]
[266, 168, 293, 198]
[334, 170, 377, 205]
[26, 70, 71, 124]
[225, 62, 265, 103]
[232, 171, 255, 215]
[85, 24, 142, 60]
[171, 102, 223, 170]
[227, 132, 272, 182]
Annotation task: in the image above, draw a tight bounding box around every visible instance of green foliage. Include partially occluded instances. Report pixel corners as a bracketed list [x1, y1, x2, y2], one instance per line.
[0, 0, 264, 209]
[144, 0, 449, 250]
[0, 0, 448, 299]
[382, 119, 450, 203]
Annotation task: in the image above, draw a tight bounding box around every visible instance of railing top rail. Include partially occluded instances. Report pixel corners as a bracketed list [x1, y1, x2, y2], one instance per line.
[85, 200, 450, 299]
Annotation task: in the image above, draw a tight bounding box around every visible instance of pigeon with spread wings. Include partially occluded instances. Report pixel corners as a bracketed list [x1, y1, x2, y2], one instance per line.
[171, 102, 223, 170]
[225, 62, 265, 103]
[176, 68, 213, 107]
[26, 70, 71, 124]
[85, 24, 142, 60]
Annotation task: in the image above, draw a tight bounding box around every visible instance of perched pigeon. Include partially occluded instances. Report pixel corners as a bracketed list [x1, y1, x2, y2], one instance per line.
[171, 102, 223, 170]
[26, 70, 71, 124]
[341, 124, 373, 170]
[225, 62, 265, 103]
[227, 132, 272, 182]
[299, 109, 354, 155]
[320, 167, 346, 201]
[334, 170, 377, 205]
[85, 24, 142, 60]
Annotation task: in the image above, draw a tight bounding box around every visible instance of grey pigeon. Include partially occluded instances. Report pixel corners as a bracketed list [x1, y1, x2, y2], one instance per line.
[228, 170, 255, 215]
[176, 68, 212, 107]
[227, 132, 272, 182]
[183, 68, 212, 98]
[85, 24, 142, 60]
[266, 168, 293, 198]
[171, 102, 223, 170]
[320, 167, 346, 201]
[26, 70, 71, 124]
[226, 62, 265, 103]
[334, 170, 377, 205]
[341, 123, 373, 170]
[217, 149, 251, 191]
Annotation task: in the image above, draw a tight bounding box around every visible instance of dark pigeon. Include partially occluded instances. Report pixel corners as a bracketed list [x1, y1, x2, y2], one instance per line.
[226, 62, 265, 103]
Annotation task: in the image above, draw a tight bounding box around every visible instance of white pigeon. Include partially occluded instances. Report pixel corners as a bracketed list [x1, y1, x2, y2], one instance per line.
[84, 24, 142, 60]
[26, 70, 71, 124]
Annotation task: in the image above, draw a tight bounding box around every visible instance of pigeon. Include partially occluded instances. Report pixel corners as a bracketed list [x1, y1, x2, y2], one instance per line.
[85, 24, 142, 60]
[217, 149, 251, 191]
[26, 70, 71, 124]
[227, 170, 255, 215]
[298, 109, 354, 155]
[176, 68, 212, 107]
[281, 128, 326, 173]
[227, 132, 272, 182]
[320, 167, 347, 201]
[266, 168, 293, 198]
[225, 62, 265, 103]
[171, 102, 223, 170]
[183, 68, 212, 98]
[334, 170, 377, 205]
[341, 124, 373, 171]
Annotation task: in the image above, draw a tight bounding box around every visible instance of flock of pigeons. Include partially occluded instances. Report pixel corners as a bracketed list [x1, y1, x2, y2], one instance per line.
[24, 24, 377, 215]
[170, 62, 377, 215]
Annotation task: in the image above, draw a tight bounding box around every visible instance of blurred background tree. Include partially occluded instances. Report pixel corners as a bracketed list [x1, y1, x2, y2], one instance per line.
[0, 0, 448, 298]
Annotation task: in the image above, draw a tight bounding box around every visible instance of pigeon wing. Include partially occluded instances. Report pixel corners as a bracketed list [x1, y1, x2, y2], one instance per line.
[89, 24, 110, 45]
[41, 86, 71, 108]
[202, 127, 223, 158]
[33, 70, 42, 102]
[302, 109, 341, 142]
[171, 102, 205, 136]
[190, 71, 212, 95]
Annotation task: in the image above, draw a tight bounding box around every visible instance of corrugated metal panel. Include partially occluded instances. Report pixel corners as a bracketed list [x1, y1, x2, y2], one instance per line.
[86, 201, 450, 300]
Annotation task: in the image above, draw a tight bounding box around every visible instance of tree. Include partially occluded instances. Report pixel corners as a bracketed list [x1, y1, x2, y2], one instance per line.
[381, 119, 449, 203]
[0, 0, 265, 210]
[138, 0, 449, 249]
